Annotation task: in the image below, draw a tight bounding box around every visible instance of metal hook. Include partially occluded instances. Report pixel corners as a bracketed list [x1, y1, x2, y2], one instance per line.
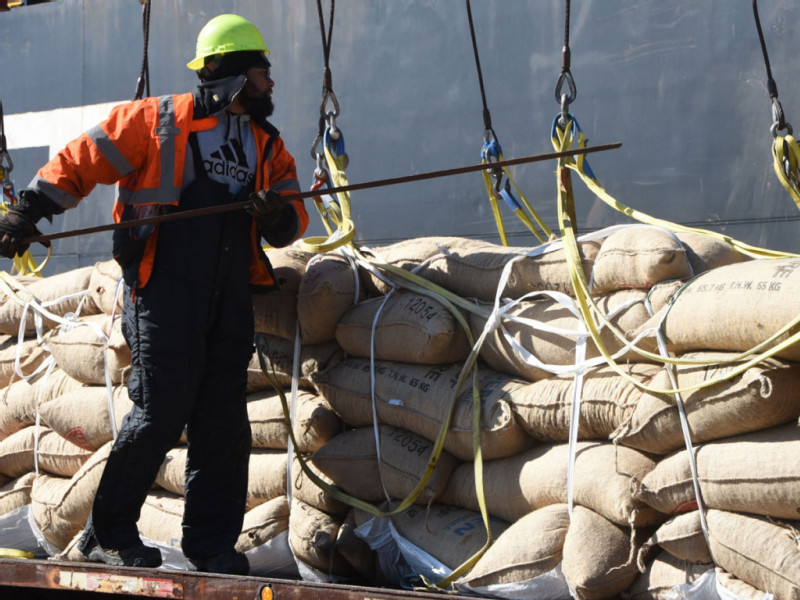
[558, 93, 572, 128]
[321, 89, 340, 119]
[554, 70, 577, 106]
[326, 112, 340, 141]
[310, 133, 323, 160]
[492, 172, 505, 197]
[771, 98, 793, 137]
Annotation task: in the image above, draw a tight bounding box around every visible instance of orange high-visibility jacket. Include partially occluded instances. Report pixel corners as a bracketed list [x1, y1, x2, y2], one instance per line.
[29, 90, 308, 288]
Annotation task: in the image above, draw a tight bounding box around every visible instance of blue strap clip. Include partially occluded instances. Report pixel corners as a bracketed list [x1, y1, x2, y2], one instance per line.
[481, 139, 502, 162]
[324, 127, 346, 158]
[498, 183, 522, 212]
[550, 112, 597, 180]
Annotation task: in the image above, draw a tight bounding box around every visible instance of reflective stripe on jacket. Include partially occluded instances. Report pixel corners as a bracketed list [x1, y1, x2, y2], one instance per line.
[30, 88, 308, 288]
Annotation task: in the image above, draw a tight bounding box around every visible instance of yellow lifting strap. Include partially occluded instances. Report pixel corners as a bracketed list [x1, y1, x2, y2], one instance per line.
[772, 132, 800, 208]
[551, 114, 800, 396]
[751, 0, 800, 211]
[479, 147, 553, 246]
[0, 203, 49, 277]
[0, 548, 33, 559]
[552, 117, 794, 261]
[298, 142, 356, 254]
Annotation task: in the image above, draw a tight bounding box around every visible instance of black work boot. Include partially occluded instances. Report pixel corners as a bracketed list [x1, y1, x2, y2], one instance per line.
[82, 535, 162, 568]
[186, 550, 249, 575]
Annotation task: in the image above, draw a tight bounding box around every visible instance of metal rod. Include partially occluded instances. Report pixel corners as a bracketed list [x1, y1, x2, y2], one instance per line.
[25, 141, 621, 244]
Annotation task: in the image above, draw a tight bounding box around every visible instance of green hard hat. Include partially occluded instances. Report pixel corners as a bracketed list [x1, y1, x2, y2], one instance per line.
[187, 14, 269, 71]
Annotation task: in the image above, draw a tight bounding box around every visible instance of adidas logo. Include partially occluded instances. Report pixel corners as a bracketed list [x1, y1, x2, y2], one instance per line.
[203, 138, 254, 184]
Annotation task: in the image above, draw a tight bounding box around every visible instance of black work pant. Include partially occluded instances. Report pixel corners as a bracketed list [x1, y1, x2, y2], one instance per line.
[90, 269, 254, 558]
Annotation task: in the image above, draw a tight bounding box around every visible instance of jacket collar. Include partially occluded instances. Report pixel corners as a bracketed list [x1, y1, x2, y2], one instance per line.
[192, 75, 278, 135]
[193, 74, 247, 118]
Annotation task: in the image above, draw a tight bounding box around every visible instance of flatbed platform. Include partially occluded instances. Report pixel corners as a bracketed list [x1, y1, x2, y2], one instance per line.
[0, 558, 465, 600]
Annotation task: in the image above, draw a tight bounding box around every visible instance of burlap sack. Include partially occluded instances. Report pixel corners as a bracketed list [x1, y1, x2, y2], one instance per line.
[288, 497, 353, 575]
[637, 511, 712, 569]
[335, 291, 470, 365]
[359, 237, 465, 296]
[247, 449, 288, 510]
[457, 503, 567, 587]
[509, 363, 660, 442]
[156, 446, 287, 511]
[298, 253, 364, 345]
[707, 509, 800, 600]
[634, 423, 800, 520]
[30, 474, 76, 549]
[362, 236, 601, 301]
[44, 313, 130, 385]
[0, 369, 86, 440]
[247, 390, 292, 449]
[715, 569, 774, 600]
[53, 530, 86, 563]
[637, 258, 800, 361]
[29, 442, 111, 550]
[311, 358, 533, 461]
[0, 471, 35, 517]
[246, 335, 343, 392]
[154, 447, 188, 496]
[311, 425, 459, 505]
[0, 425, 41, 478]
[380, 504, 508, 571]
[675, 231, 749, 274]
[562, 505, 641, 600]
[247, 389, 343, 453]
[137, 490, 184, 549]
[252, 247, 314, 340]
[236, 495, 290, 553]
[0, 335, 49, 389]
[471, 287, 671, 382]
[37, 429, 94, 477]
[38, 385, 132, 451]
[591, 227, 693, 294]
[290, 455, 348, 516]
[613, 353, 800, 455]
[441, 441, 661, 527]
[626, 551, 713, 600]
[0, 266, 98, 336]
[87, 259, 123, 316]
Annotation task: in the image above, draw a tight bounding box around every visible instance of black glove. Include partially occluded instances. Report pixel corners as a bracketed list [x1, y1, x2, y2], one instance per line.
[0, 190, 57, 258]
[0, 209, 41, 258]
[247, 188, 285, 227]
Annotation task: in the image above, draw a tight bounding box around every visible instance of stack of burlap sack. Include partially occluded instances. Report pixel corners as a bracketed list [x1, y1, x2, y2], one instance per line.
[0, 251, 346, 576]
[292, 227, 800, 599]
[0, 225, 799, 599]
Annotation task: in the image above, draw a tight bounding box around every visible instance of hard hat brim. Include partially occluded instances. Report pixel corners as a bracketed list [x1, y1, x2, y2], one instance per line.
[187, 47, 270, 72]
[187, 56, 207, 70]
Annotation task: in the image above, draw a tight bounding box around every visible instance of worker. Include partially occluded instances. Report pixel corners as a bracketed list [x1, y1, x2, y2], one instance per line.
[0, 14, 308, 575]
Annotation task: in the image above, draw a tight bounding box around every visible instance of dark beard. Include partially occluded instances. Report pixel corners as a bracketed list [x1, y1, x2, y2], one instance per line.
[241, 93, 274, 123]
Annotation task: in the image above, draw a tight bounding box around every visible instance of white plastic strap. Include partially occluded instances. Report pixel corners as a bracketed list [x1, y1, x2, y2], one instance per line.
[365, 256, 438, 507]
[653, 315, 710, 544]
[285, 321, 303, 505]
[369, 289, 396, 505]
[566, 320, 588, 517]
